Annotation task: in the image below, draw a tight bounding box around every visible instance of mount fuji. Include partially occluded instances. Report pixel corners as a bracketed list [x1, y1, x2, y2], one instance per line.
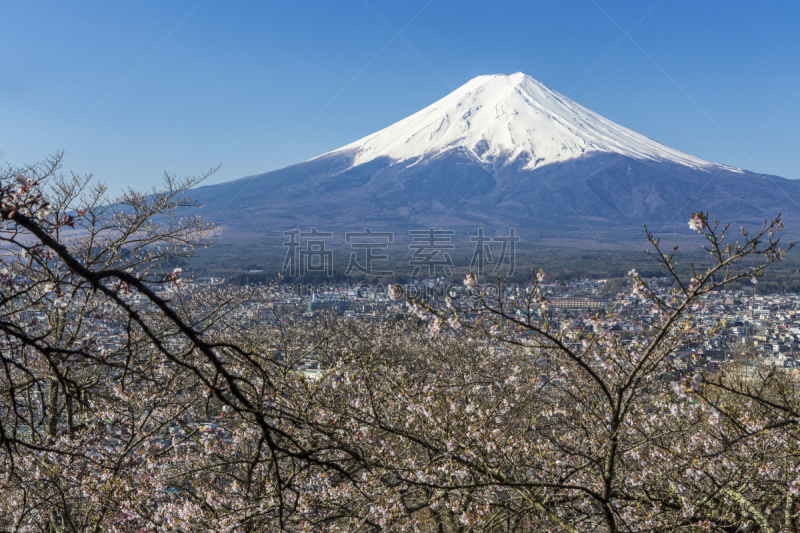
[192, 73, 800, 240]
[318, 72, 729, 173]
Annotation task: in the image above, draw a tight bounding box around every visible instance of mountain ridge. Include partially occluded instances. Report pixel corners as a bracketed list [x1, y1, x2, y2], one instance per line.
[313, 72, 740, 174]
[189, 72, 800, 242]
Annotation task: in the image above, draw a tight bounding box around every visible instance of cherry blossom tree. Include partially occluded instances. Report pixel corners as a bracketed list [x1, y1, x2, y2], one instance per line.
[1, 157, 799, 532]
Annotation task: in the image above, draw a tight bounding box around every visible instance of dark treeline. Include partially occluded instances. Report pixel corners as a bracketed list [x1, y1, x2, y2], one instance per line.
[223, 255, 800, 294]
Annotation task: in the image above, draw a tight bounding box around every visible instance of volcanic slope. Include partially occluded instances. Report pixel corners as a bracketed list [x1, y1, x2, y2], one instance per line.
[192, 73, 800, 238]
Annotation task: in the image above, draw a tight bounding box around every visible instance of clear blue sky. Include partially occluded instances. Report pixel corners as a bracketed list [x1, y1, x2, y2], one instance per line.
[2, 0, 799, 191]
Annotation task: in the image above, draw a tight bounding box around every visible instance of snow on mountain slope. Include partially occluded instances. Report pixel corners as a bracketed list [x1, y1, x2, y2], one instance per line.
[320, 72, 737, 172]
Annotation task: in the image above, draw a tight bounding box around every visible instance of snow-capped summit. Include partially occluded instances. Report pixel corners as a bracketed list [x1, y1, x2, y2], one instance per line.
[323, 72, 731, 172]
[191, 71, 798, 240]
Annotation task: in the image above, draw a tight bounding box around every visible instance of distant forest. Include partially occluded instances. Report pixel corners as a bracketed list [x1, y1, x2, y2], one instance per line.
[206, 244, 800, 295]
